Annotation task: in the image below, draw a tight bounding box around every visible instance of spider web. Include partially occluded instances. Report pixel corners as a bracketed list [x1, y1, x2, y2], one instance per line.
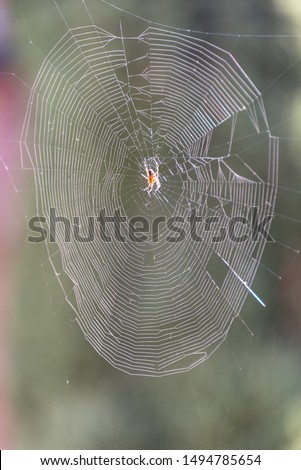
[16, 0, 287, 377]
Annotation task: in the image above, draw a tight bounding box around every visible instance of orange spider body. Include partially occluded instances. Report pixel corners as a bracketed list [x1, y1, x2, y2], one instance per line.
[148, 169, 155, 185]
[144, 159, 161, 193]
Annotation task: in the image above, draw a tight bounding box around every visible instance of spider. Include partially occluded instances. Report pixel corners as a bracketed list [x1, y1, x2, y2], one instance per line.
[144, 159, 161, 193]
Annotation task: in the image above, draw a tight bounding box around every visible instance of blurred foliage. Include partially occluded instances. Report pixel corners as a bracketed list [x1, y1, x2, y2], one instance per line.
[9, 0, 301, 449]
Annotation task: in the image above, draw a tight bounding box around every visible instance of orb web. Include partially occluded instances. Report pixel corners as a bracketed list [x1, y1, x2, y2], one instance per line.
[21, 19, 278, 376]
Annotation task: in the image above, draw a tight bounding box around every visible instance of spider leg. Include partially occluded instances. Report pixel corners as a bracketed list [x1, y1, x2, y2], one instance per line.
[144, 159, 149, 177]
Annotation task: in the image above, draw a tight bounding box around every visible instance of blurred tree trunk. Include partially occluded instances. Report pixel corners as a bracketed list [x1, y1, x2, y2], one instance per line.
[0, 0, 20, 449]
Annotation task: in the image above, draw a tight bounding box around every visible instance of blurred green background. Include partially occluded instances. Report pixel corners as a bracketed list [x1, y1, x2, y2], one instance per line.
[2, 0, 301, 449]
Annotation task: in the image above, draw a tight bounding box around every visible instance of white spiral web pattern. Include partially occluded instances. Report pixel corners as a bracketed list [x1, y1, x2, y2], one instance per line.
[21, 20, 278, 376]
